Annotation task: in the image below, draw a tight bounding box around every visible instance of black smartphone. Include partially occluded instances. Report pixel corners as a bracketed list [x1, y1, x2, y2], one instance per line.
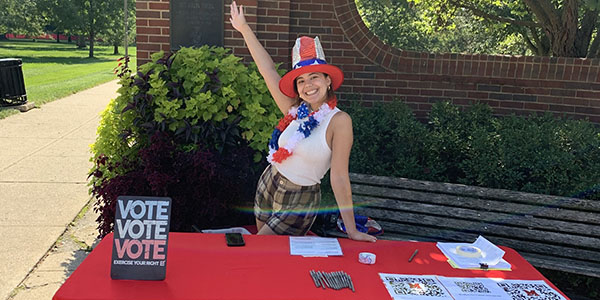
[225, 232, 245, 247]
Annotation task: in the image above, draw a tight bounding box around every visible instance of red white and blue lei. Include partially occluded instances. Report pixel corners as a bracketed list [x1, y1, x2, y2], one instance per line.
[267, 97, 337, 163]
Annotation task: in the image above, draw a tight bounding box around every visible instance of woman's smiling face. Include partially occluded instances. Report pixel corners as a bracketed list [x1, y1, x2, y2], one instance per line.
[295, 72, 332, 108]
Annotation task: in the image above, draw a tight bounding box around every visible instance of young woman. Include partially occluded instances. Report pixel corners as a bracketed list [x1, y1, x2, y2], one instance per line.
[230, 1, 376, 242]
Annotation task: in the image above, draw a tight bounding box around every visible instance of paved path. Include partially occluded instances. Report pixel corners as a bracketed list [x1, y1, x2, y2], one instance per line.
[0, 80, 119, 299]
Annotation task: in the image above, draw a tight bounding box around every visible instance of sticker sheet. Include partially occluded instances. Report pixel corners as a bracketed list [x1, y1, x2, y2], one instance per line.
[496, 279, 567, 300]
[437, 277, 512, 299]
[379, 275, 567, 300]
[379, 274, 453, 300]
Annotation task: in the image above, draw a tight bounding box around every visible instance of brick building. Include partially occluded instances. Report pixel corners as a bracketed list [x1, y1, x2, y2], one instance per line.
[135, 0, 600, 123]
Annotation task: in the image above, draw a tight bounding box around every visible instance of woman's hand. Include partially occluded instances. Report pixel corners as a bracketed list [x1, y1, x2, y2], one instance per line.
[229, 1, 248, 32]
[347, 230, 377, 242]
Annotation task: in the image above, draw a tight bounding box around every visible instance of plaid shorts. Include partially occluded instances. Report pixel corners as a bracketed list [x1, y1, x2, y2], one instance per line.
[254, 164, 320, 236]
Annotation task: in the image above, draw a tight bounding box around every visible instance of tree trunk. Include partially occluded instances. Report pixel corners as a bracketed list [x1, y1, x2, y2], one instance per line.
[56, 31, 60, 43]
[522, 27, 550, 56]
[588, 34, 600, 58]
[575, 10, 598, 58]
[547, 28, 577, 56]
[88, 0, 95, 58]
[524, 0, 578, 57]
[113, 45, 119, 55]
[77, 35, 86, 48]
[89, 30, 95, 58]
[547, 0, 578, 57]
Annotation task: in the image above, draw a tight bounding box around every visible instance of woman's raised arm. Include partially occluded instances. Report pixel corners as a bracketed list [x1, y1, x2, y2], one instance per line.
[230, 1, 296, 114]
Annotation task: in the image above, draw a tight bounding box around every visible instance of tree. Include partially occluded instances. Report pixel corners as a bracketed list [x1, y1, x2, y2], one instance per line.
[82, 0, 132, 58]
[356, 0, 432, 52]
[39, 0, 88, 47]
[101, 0, 136, 55]
[0, 0, 45, 37]
[39, 0, 124, 57]
[38, 0, 78, 43]
[412, 0, 600, 57]
[355, 0, 529, 55]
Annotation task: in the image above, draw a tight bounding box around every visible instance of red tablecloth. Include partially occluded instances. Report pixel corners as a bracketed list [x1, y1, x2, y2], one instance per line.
[53, 233, 567, 300]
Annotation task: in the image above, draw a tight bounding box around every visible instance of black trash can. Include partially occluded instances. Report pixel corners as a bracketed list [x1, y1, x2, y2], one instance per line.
[0, 58, 28, 106]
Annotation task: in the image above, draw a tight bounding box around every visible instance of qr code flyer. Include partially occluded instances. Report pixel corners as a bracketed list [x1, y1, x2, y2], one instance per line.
[437, 277, 513, 299]
[378, 274, 453, 300]
[497, 280, 567, 300]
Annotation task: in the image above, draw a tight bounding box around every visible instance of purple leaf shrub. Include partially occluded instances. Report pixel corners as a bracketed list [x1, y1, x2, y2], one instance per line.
[91, 132, 259, 237]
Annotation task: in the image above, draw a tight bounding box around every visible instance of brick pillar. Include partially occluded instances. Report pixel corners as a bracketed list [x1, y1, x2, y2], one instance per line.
[136, 0, 171, 65]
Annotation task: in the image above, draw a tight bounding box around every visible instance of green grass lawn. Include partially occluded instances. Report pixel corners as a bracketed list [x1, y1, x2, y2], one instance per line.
[0, 39, 136, 119]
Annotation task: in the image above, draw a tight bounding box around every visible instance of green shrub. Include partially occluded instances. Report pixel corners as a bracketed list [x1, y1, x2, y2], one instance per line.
[344, 100, 430, 180]
[424, 102, 498, 182]
[318, 100, 429, 210]
[342, 100, 600, 200]
[458, 112, 600, 197]
[90, 46, 283, 235]
[91, 47, 282, 185]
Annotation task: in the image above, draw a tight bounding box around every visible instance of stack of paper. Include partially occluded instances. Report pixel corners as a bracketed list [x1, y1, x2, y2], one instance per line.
[436, 236, 511, 270]
[289, 236, 343, 257]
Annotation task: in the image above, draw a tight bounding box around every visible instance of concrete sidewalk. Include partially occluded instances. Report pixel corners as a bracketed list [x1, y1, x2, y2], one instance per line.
[0, 80, 119, 300]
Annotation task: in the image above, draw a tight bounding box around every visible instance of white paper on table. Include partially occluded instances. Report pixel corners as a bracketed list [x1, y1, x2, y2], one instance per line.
[379, 275, 567, 300]
[289, 236, 343, 257]
[495, 279, 567, 300]
[437, 277, 512, 299]
[472, 236, 505, 265]
[437, 236, 509, 269]
[378, 273, 453, 300]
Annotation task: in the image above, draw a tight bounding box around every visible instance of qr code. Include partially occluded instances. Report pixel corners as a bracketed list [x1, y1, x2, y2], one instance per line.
[498, 282, 563, 300]
[454, 281, 490, 294]
[384, 276, 447, 297]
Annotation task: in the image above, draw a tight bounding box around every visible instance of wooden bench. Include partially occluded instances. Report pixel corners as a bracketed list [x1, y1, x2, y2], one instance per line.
[326, 173, 600, 278]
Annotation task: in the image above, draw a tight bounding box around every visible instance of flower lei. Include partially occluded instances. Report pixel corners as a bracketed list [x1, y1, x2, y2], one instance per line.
[267, 97, 337, 163]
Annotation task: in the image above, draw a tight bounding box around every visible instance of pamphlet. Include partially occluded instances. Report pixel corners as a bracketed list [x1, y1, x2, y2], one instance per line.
[496, 279, 567, 300]
[289, 236, 343, 257]
[437, 277, 512, 299]
[379, 274, 454, 300]
[379, 274, 567, 300]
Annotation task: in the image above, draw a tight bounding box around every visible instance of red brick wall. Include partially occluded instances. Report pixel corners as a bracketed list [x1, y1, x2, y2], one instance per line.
[137, 0, 600, 123]
[136, 0, 171, 62]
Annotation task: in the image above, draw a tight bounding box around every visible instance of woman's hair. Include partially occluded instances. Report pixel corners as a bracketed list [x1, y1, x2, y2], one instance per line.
[293, 73, 336, 102]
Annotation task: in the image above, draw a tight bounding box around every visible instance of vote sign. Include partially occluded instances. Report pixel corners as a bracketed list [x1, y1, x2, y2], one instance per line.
[111, 196, 172, 280]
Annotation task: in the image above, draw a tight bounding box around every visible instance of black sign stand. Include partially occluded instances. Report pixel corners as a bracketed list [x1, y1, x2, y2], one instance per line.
[110, 196, 172, 280]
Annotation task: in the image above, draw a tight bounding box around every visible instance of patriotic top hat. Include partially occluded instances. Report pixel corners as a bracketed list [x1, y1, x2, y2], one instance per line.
[279, 36, 344, 98]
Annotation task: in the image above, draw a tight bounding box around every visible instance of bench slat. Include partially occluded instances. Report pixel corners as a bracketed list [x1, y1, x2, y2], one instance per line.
[350, 173, 600, 212]
[352, 184, 600, 224]
[354, 195, 600, 237]
[367, 219, 600, 264]
[357, 209, 600, 259]
[521, 253, 600, 278]
[326, 229, 440, 242]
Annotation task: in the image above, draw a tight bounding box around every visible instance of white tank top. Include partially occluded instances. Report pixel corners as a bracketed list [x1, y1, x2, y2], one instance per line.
[273, 107, 341, 186]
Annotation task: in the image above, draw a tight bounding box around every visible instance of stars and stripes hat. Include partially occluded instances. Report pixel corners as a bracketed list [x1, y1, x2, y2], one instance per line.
[279, 36, 344, 98]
